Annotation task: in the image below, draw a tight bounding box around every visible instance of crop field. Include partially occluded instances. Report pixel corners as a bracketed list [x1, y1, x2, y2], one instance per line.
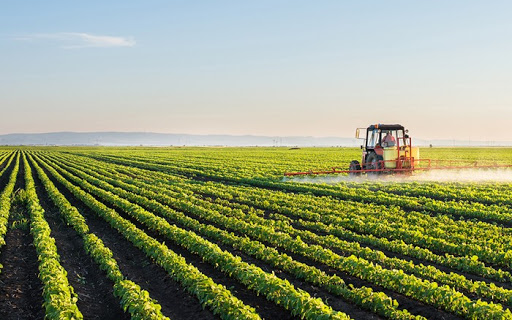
[1, 147, 512, 320]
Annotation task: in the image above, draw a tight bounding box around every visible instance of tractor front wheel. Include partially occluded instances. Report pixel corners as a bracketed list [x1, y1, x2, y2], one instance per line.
[349, 160, 361, 177]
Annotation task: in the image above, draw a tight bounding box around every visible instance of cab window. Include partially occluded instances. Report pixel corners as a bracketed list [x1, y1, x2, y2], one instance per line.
[367, 129, 380, 148]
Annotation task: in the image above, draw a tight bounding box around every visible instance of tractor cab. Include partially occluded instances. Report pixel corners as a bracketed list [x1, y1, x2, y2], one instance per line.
[358, 124, 407, 153]
[353, 124, 417, 173]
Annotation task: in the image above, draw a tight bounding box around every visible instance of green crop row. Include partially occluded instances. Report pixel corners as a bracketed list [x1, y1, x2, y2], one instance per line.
[48, 151, 512, 283]
[34, 153, 352, 320]
[38, 152, 512, 319]
[185, 181, 512, 282]
[0, 152, 18, 252]
[73, 150, 512, 228]
[27, 152, 170, 320]
[46, 152, 512, 308]
[22, 153, 83, 319]
[31, 154, 264, 320]
[183, 180, 512, 270]
[63, 150, 511, 283]
[73, 151, 512, 253]
[250, 179, 512, 248]
[279, 180, 512, 224]
[336, 181, 512, 208]
[44, 152, 423, 320]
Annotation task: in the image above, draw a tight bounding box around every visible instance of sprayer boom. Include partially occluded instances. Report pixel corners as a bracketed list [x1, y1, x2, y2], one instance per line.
[284, 123, 512, 177]
[284, 160, 512, 176]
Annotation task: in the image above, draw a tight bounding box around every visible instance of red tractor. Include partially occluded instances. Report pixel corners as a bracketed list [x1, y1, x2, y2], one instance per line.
[349, 123, 418, 176]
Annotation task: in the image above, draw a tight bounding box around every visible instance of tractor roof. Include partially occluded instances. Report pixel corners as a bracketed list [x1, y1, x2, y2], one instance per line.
[367, 124, 405, 131]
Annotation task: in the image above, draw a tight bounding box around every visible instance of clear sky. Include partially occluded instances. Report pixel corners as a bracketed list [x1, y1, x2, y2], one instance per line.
[1, 1, 511, 141]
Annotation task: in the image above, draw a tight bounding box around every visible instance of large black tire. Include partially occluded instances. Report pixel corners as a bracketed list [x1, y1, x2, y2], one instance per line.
[366, 153, 384, 175]
[349, 160, 361, 177]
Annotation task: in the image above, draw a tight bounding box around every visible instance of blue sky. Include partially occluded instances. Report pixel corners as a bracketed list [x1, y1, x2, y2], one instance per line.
[1, 1, 511, 141]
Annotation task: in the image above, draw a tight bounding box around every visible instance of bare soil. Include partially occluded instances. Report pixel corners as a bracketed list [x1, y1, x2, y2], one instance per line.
[37, 159, 219, 320]
[0, 158, 44, 320]
[31, 163, 130, 320]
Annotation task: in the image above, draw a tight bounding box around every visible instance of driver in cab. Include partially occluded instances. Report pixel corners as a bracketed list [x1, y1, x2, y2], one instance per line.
[382, 131, 396, 147]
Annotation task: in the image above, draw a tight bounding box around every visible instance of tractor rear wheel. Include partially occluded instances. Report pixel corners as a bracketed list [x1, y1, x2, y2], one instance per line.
[366, 153, 384, 175]
[349, 160, 361, 177]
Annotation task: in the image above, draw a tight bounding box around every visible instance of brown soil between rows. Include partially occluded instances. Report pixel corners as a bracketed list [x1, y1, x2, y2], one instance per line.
[31, 161, 130, 320]
[0, 156, 44, 320]
[113, 156, 512, 229]
[37, 154, 306, 320]
[57, 153, 479, 319]
[47, 154, 462, 319]
[35, 156, 220, 320]
[159, 192, 462, 320]
[0, 153, 12, 172]
[0, 227, 44, 320]
[75, 152, 512, 277]
[0, 154, 16, 192]
[195, 183, 512, 284]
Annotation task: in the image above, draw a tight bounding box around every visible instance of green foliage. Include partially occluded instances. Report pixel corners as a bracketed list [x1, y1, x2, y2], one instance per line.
[1, 146, 511, 320]
[0, 152, 19, 248]
[31, 153, 261, 320]
[45, 152, 421, 320]
[38, 149, 512, 319]
[22, 153, 84, 320]
[29, 153, 170, 320]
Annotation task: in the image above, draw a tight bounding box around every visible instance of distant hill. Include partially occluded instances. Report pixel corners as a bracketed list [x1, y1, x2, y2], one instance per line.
[0, 132, 357, 147]
[0, 132, 510, 147]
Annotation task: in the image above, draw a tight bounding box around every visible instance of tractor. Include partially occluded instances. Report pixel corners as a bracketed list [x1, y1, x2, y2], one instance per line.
[349, 124, 419, 175]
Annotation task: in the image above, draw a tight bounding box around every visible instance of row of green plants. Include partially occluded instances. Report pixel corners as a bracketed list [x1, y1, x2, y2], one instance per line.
[74, 150, 512, 227]
[45, 152, 423, 320]
[338, 181, 512, 208]
[27, 153, 170, 320]
[0, 152, 12, 171]
[180, 179, 512, 270]
[31, 154, 264, 320]
[271, 216, 512, 307]
[279, 180, 512, 225]
[35, 154, 353, 320]
[47, 152, 512, 308]
[39, 153, 512, 319]
[51, 152, 512, 283]
[76, 151, 512, 255]
[248, 179, 512, 242]
[88, 154, 511, 281]
[177, 181, 512, 282]
[62, 147, 512, 193]
[22, 154, 83, 319]
[0, 151, 12, 163]
[0, 152, 18, 255]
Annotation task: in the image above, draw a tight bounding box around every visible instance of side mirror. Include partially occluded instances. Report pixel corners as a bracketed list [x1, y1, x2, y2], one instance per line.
[404, 134, 409, 139]
[360, 145, 363, 149]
